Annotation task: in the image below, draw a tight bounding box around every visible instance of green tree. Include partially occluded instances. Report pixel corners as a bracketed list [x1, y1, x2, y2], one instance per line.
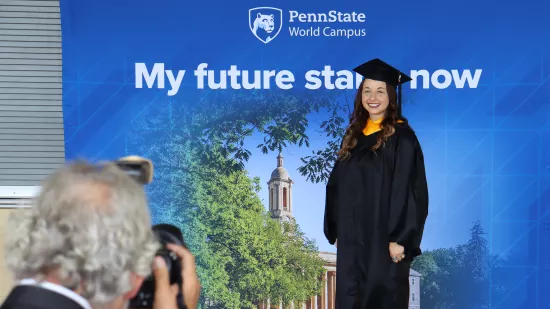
[273, 218, 326, 307]
[409, 251, 439, 307]
[297, 96, 350, 184]
[127, 92, 331, 308]
[466, 221, 490, 280]
[411, 222, 508, 309]
[188, 165, 325, 308]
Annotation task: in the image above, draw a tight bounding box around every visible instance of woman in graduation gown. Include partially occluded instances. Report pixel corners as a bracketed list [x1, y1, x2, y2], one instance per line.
[324, 58, 429, 309]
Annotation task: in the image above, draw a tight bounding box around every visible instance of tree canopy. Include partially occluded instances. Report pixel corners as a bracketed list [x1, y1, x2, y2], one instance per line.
[128, 90, 334, 308]
[411, 221, 509, 309]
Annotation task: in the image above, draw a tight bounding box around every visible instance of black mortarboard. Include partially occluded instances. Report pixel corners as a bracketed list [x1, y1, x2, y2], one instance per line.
[353, 58, 412, 117]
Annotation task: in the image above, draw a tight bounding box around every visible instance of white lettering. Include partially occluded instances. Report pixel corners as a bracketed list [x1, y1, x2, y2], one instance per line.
[263, 70, 276, 89]
[194, 63, 294, 90]
[322, 65, 335, 90]
[431, 69, 453, 89]
[322, 27, 367, 38]
[452, 69, 483, 88]
[135, 63, 165, 89]
[194, 63, 208, 89]
[289, 11, 299, 21]
[410, 69, 482, 89]
[304, 67, 358, 90]
[288, 11, 366, 23]
[288, 26, 320, 37]
[276, 70, 295, 89]
[135, 63, 186, 96]
[335, 70, 354, 89]
[410, 69, 430, 89]
[208, 70, 226, 89]
[135, 63, 482, 93]
[228, 65, 241, 89]
[242, 71, 261, 89]
[165, 70, 185, 96]
[304, 70, 322, 89]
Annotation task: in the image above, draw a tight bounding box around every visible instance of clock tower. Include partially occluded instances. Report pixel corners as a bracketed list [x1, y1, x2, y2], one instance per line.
[268, 153, 293, 220]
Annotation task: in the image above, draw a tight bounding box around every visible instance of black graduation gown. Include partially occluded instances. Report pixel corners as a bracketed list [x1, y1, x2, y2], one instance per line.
[323, 123, 429, 309]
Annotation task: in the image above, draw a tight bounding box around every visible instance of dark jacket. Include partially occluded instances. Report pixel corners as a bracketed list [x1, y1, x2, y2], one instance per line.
[1, 283, 88, 309]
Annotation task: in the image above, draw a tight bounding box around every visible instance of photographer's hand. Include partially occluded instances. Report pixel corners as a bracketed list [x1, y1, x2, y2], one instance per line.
[156, 244, 200, 309]
[152, 256, 179, 309]
[152, 245, 200, 309]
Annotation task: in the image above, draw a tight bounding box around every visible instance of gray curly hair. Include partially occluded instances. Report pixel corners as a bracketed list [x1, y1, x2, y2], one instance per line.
[3, 160, 160, 306]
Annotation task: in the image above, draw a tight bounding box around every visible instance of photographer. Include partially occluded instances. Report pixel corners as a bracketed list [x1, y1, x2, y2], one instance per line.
[0, 160, 200, 309]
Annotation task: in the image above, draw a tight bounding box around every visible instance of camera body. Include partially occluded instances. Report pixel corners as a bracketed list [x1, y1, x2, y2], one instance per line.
[130, 224, 187, 309]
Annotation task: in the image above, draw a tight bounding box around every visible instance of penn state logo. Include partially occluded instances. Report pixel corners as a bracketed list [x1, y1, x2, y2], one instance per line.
[249, 7, 283, 44]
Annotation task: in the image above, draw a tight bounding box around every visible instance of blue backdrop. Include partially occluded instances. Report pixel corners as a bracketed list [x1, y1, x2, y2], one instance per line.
[60, 0, 550, 308]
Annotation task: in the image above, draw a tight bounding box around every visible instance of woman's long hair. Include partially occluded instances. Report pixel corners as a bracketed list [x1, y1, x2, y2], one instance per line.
[337, 79, 406, 160]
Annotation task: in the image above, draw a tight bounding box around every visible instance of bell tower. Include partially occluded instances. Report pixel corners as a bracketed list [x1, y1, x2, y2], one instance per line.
[267, 153, 293, 220]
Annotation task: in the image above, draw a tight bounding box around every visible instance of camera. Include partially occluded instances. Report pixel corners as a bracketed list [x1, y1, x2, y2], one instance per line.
[112, 156, 186, 309]
[130, 224, 187, 309]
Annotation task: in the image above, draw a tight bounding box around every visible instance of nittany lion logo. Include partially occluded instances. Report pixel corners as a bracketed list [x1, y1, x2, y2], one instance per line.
[249, 7, 283, 44]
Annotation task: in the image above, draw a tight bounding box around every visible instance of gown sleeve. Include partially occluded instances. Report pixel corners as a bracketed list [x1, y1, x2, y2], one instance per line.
[324, 160, 340, 245]
[388, 132, 429, 258]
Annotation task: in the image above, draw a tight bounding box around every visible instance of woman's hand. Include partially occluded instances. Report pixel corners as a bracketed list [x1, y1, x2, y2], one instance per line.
[389, 242, 405, 263]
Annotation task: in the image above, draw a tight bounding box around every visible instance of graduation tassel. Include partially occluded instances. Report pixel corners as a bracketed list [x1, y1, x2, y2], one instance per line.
[397, 73, 402, 119]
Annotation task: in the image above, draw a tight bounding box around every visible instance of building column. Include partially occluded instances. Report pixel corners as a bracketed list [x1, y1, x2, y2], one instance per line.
[327, 271, 335, 309]
[317, 272, 326, 309]
[333, 271, 336, 307]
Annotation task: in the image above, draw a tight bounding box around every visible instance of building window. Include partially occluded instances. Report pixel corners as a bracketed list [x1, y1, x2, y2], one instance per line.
[283, 188, 288, 210]
[411, 278, 415, 285]
[412, 293, 415, 301]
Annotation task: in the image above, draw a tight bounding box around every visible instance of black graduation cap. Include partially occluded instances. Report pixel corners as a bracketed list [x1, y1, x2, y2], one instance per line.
[353, 58, 412, 117]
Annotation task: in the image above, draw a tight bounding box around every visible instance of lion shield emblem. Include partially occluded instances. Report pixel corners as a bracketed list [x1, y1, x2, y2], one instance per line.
[249, 7, 283, 44]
